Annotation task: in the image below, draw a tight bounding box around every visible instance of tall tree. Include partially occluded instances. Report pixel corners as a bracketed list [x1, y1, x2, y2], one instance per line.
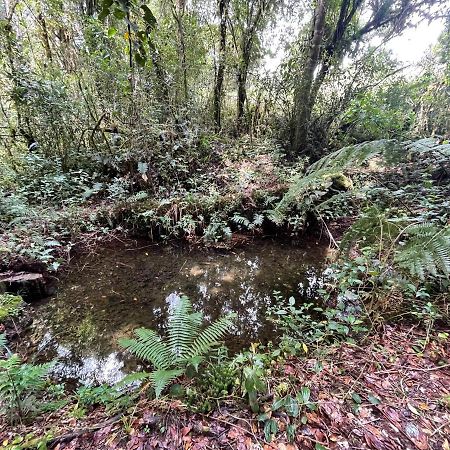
[213, 0, 230, 131]
[229, 0, 274, 132]
[171, 0, 189, 104]
[291, 0, 327, 157]
[290, 0, 448, 157]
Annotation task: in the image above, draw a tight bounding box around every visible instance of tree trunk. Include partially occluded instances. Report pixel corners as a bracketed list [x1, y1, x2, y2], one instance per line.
[236, 59, 248, 131]
[172, 0, 188, 104]
[213, 0, 229, 131]
[37, 13, 53, 62]
[290, 0, 327, 155]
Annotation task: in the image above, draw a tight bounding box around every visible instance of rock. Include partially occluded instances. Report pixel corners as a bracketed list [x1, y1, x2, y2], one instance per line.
[0, 271, 50, 301]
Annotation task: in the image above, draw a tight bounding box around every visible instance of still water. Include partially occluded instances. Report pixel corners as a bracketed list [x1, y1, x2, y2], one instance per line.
[27, 239, 327, 385]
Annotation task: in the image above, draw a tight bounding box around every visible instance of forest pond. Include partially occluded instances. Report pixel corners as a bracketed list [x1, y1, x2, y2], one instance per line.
[27, 239, 328, 385]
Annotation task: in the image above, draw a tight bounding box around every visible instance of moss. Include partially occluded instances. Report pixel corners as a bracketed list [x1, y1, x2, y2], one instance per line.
[323, 172, 354, 190]
[0, 293, 24, 321]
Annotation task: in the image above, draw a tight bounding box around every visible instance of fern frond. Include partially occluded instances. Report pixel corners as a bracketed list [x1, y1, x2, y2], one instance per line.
[272, 140, 404, 224]
[167, 296, 201, 362]
[307, 139, 396, 173]
[149, 369, 184, 398]
[116, 371, 151, 387]
[119, 328, 172, 370]
[119, 296, 235, 397]
[187, 314, 236, 360]
[395, 224, 450, 280]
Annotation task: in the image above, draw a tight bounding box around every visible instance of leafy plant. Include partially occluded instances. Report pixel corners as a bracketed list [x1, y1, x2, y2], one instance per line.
[74, 384, 134, 412]
[395, 223, 450, 280]
[268, 296, 368, 349]
[119, 296, 235, 397]
[0, 352, 55, 423]
[186, 355, 237, 413]
[233, 344, 269, 413]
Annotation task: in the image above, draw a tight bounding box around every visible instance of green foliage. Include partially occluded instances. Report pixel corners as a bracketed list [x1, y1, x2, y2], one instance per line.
[232, 346, 269, 413]
[74, 384, 134, 412]
[271, 140, 398, 225]
[2, 432, 54, 450]
[337, 88, 414, 145]
[270, 386, 316, 422]
[0, 293, 23, 321]
[119, 295, 235, 397]
[268, 296, 368, 349]
[186, 355, 236, 413]
[395, 223, 450, 280]
[0, 352, 57, 423]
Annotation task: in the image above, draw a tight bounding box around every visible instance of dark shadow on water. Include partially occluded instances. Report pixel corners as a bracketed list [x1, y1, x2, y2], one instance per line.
[27, 238, 329, 385]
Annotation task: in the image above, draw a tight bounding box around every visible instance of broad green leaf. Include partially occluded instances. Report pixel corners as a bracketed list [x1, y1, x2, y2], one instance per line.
[368, 394, 381, 405]
[107, 27, 117, 37]
[141, 5, 156, 30]
[352, 392, 362, 404]
[271, 397, 285, 411]
[284, 395, 299, 417]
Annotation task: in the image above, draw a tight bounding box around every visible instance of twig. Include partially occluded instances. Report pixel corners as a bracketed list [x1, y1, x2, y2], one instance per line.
[431, 420, 450, 436]
[373, 363, 450, 375]
[205, 414, 262, 447]
[48, 413, 124, 448]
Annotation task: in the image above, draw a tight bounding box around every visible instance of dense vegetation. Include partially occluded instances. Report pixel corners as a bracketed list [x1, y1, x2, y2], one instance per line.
[0, 0, 449, 448]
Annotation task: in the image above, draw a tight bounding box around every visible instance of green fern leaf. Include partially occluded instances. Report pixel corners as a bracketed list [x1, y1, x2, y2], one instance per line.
[119, 296, 235, 398]
[167, 296, 201, 362]
[395, 224, 450, 280]
[188, 314, 235, 360]
[149, 369, 184, 398]
[119, 328, 172, 369]
[116, 371, 151, 387]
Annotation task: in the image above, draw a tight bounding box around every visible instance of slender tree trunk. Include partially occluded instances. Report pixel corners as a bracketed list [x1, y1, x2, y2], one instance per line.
[213, 0, 229, 131]
[172, 0, 188, 104]
[290, 0, 327, 154]
[236, 57, 249, 131]
[86, 0, 96, 16]
[37, 13, 52, 62]
[149, 42, 170, 107]
[1, 3, 36, 148]
[233, 0, 269, 134]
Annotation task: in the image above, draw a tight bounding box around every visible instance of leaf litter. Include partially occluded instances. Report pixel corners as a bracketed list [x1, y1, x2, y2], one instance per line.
[1, 324, 449, 449]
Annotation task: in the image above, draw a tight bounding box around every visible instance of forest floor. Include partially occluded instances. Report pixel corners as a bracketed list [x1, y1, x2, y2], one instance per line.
[2, 324, 449, 450]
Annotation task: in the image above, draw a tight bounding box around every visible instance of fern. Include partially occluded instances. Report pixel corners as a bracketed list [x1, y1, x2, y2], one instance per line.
[271, 139, 408, 224]
[307, 139, 397, 172]
[0, 354, 54, 423]
[149, 369, 185, 398]
[395, 224, 450, 280]
[120, 329, 172, 369]
[340, 207, 404, 254]
[119, 296, 235, 397]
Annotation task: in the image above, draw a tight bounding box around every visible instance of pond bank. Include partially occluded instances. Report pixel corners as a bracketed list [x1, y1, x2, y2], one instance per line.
[2, 324, 449, 449]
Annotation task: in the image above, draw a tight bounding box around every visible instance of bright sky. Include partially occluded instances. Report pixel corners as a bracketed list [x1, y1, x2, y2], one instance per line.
[385, 18, 445, 63]
[263, 15, 446, 72]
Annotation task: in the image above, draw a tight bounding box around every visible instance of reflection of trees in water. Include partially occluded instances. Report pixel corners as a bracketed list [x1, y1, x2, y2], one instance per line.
[33, 241, 327, 382]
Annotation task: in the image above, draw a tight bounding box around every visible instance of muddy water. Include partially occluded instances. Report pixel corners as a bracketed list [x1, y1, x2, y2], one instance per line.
[28, 239, 328, 385]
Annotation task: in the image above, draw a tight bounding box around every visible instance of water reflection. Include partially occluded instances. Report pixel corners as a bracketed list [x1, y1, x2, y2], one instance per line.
[29, 239, 327, 384]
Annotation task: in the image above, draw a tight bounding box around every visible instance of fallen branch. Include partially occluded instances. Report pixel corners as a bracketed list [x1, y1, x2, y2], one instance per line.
[48, 413, 124, 448]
